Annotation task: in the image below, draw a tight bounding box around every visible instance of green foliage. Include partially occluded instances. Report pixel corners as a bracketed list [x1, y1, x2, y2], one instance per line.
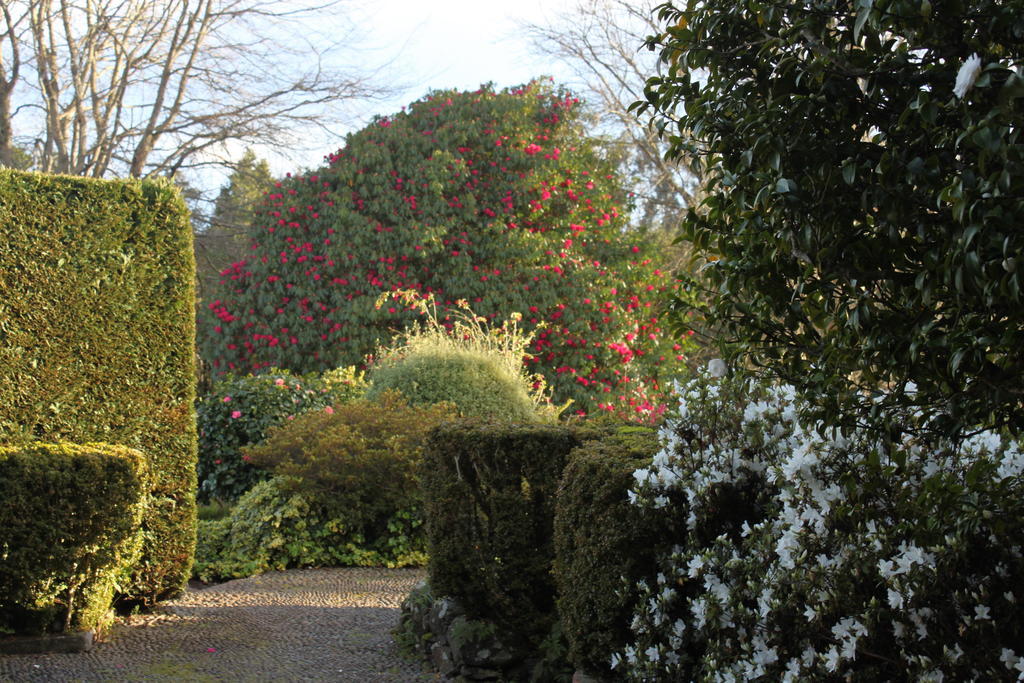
[193, 477, 426, 583]
[369, 351, 538, 422]
[641, 0, 1024, 436]
[196, 368, 365, 502]
[0, 169, 196, 606]
[422, 420, 589, 649]
[196, 501, 232, 522]
[243, 391, 454, 543]
[0, 443, 148, 634]
[201, 82, 684, 420]
[554, 425, 669, 676]
[320, 365, 370, 402]
[367, 294, 557, 422]
[194, 150, 275, 303]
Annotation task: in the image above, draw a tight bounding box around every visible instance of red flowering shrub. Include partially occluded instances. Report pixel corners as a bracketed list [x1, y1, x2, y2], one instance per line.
[199, 82, 689, 418]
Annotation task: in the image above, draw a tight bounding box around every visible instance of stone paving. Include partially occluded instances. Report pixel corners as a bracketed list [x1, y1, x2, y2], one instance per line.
[0, 567, 433, 682]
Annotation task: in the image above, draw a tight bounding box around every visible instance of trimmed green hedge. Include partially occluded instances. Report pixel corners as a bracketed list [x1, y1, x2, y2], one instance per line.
[0, 170, 197, 605]
[0, 443, 148, 634]
[554, 426, 669, 677]
[422, 420, 586, 648]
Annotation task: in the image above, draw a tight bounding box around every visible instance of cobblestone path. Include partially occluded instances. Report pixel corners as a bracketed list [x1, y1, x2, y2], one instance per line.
[0, 567, 432, 682]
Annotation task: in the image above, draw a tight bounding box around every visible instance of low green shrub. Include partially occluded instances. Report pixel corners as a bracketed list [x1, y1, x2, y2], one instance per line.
[196, 367, 366, 502]
[244, 391, 454, 543]
[422, 420, 585, 649]
[0, 442, 148, 634]
[193, 477, 426, 583]
[367, 293, 560, 422]
[553, 425, 670, 677]
[368, 349, 541, 422]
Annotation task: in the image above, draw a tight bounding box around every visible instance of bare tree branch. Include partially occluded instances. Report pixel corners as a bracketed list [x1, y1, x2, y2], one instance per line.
[520, 0, 699, 250]
[3, 0, 394, 178]
[0, 2, 27, 166]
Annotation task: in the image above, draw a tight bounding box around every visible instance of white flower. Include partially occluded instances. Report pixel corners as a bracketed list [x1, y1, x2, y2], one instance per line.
[954, 53, 983, 99]
[707, 358, 727, 377]
[975, 604, 992, 620]
[823, 646, 841, 672]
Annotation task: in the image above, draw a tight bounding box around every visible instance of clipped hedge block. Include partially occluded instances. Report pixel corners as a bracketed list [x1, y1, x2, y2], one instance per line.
[422, 420, 586, 648]
[554, 426, 671, 677]
[0, 169, 197, 605]
[0, 442, 148, 634]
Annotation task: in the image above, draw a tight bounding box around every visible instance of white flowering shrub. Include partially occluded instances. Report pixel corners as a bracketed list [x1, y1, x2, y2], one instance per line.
[616, 370, 1024, 681]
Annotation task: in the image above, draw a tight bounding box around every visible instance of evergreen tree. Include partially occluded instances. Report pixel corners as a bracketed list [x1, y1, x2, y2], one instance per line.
[194, 150, 274, 303]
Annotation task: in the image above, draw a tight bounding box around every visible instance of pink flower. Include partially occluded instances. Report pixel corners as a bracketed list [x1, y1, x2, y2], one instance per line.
[231, 410, 242, 419]
[222, 396, 231, 402]
[324, 406, 334, 414]
[274, 378, 286, 386]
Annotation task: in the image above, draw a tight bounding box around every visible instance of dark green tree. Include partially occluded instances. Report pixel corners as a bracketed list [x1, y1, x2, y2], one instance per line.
[194, 150, 274, 303]
[640, 0, 1024, 436]
[200, 83, 688, 418]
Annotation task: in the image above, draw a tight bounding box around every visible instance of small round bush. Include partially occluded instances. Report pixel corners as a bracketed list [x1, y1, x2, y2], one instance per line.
[193, 476, 429, 584]
[367, 349, 540, 422]
[244, 391, 455, 537]
[196, 367, 367, 502]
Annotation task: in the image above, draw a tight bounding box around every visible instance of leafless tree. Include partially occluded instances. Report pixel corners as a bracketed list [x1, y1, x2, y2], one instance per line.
[0, 0, 393, 178]
[521, 0, 699, 251]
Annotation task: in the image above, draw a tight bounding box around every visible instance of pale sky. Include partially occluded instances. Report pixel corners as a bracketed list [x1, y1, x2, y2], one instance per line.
[358, 0, 578, 101]
[210, 0, 597, 196]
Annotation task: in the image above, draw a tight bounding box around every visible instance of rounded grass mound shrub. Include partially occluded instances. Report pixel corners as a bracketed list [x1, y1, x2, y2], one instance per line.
[367, 293, 560, 423]
[196, 367, 366, 502]
[368, 350, 538, 422]
[617, 370, 1024, 680]
[243, 390, 455, 543]
[0, 442, 148, 634]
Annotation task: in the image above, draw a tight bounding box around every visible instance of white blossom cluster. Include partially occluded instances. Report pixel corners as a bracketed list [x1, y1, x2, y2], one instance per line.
[614, 368, 1024, 681]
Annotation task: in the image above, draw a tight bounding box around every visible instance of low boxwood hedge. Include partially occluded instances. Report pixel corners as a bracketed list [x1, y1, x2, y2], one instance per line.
[554, 425, 673, 677]
[422, 420, 587, 649]
[0, 442, 148, 635]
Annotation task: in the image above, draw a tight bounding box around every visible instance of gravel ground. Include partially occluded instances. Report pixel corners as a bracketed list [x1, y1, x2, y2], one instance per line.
[0, 567, 433, 682]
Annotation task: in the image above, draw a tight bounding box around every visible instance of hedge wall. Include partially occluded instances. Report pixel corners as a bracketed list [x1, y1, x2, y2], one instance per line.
[0, 169, 197, 605]
[554, 426, 669, 677]
[422, 420, 587, 649]
[0, 442, 148, 634]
